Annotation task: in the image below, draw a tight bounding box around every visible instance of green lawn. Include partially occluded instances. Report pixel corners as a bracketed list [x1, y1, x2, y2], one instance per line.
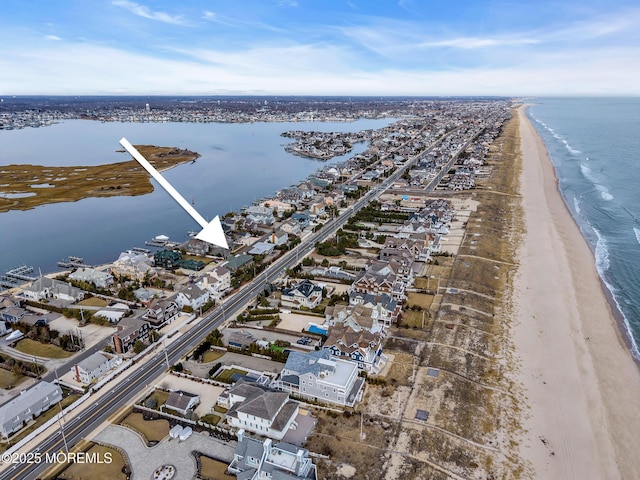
[121, 412, 169, 443]
[15, 339, 73, 359]
[214, 368, 247, 383]
[0, 368, 28, 389]
[77, 297, 109, 307]
[202, 350, 225, 363]
[200, 413, 221, 425]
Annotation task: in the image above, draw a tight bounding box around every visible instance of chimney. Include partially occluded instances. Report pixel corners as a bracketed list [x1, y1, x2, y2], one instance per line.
[263, 438, 272, 458]
[74, 364, 80, 383]
[237, 429, 245, 443]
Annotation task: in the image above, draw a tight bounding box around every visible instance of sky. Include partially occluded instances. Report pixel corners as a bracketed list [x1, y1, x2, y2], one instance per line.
[1, 0, 639, 96]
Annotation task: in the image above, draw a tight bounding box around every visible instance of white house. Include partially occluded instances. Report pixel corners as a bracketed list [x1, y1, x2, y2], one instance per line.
[281, 280, 323, 310]
[274, 350, 364, 407]
[71, 351, 120, 385]
[228, 431, 318, 480]
[21, 277, 84, 303]
[175, 284, 210, 310]
[269, 230, 289, 246]
[225, 381, 299, 440]
[198, 265, 231, 299]
[245, 205, 275, 225]
[68, 267, 114, 289]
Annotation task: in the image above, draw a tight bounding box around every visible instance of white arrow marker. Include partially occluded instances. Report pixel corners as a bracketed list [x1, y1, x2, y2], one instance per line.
[119, 137, 229, 249]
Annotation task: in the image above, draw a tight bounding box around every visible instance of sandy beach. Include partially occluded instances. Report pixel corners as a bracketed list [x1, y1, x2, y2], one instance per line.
[513, 105, 640, 479]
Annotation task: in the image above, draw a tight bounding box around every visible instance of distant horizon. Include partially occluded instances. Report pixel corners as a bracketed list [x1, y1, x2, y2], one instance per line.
[1, 1, 638, 96]
[2, 94, 639, 99]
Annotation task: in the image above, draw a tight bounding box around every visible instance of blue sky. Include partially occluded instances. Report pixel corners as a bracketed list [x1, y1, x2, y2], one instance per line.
[1, 0, 638, 95]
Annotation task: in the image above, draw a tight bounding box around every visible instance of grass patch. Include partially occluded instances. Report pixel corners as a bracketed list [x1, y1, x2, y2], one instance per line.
[200, 456, 229, 480]
[182, 254, 214, 265]
[407, 292, 434, 309]
[0, 368, 28, 389]
[144, 390, 170, 409]
[214, 368, 247, 383]
[399, 310, 431, 329]
[213, 405, 228, 414]
[0, 394, 80, 452]
[76, 297, 109, 307]
[200, 413, 221, 425]
[121, 413, 169, 443]
[202, 350, 224, 363]
[59, 443, 127, 480]
[15, 339, 73, 359]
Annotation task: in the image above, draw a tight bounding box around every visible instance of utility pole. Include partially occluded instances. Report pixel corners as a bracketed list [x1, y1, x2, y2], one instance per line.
[162, 339, 170, 369]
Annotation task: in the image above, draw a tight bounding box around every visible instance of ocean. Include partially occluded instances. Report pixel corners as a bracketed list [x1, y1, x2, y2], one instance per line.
[527, 98, 640, 358]
[0, 117, 394, 276]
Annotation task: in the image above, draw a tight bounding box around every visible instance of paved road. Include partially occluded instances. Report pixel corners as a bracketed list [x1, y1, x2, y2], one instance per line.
[4, 118, 495, 480]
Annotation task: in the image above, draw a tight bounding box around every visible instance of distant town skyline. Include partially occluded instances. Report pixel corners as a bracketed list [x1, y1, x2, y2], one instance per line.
[1, 0, 639, 96]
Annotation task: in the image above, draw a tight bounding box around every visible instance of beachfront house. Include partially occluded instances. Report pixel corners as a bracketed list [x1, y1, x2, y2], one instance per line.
[274, 350, 364, 407]
[68, 267, 114, 289]
[21, 277, 85, 303]
[228, 431, 318, 480]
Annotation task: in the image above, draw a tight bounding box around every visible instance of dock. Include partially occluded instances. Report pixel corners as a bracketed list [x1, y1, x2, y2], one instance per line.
[1, 265, 37, 289]
[57, 256, 87, 269]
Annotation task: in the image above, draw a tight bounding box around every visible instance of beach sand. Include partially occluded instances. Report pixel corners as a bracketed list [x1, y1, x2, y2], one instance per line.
[513, 105, 640, 479]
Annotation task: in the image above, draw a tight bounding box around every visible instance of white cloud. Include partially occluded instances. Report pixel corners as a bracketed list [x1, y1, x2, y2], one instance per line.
[418, 37, 539, 49]
[112, 0, 188, 26]
[44, 35, 61, 41]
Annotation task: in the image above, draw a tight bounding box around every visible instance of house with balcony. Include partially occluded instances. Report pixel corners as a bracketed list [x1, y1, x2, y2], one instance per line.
[175, 284, 210, 311]
[68, 267, 114, 289]
[225, 381, 299, 440]
[323, 326, 386, 373]
[245, 205, 275, 226]
[275, 350, 364, 407]
[71, 351, 120, 385]
[228, 431, 317, 480]
[281, 280, 323, 310]
[112, 317, 150, 354]
[198, 265, 231, 299]
[142, 297, 179, 328]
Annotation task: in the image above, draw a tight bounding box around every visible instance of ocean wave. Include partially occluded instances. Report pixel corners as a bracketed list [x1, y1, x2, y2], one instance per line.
[573, 196, 581, 215]
[634, 227, 640, 245]
[593, 227, 610, 273]
[595, 184, 613, 201]
[580, 163, 596, 183]
[561, 138, 581, 155]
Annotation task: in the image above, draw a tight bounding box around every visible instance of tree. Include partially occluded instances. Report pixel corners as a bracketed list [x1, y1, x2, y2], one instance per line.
[149, 330, 160, 343]
[133, 340, 146, 354]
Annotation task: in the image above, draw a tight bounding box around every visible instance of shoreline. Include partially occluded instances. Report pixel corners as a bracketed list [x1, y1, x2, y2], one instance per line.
[514, 105, 640, 479]
[524, 106, 640, 362]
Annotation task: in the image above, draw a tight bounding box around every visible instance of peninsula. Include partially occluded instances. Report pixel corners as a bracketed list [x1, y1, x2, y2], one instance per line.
[0, 145, 200, 213]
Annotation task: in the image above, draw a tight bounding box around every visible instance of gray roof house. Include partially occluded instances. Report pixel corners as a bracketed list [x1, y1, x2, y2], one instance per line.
[165, 390, 200, 417]
[274, 350, 364, 407]
[281, 280, 323, 310]
[68, 267, 114, 289]
[71, 351, 120, 385]
[0, 382, 62, 438]
[228, 430, 317, 480]
[22, 277, 85, 303]
[225, 381, 299, 440]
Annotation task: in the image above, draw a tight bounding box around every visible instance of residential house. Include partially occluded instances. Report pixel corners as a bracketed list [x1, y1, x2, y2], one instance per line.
[380, 237, 430, 263]
[68, 267, 114, 289]
[0, 382, 62, 438]
[348, 292, 401, 325]
[291, 212, 310, 229]
[275, 349, 364, 407]
[224, 254, 254, 272]
[165, 390, 200, 417]
[112, 317, 150, 354]
[248, 242, 275, 256]
[281, 280, 323, 310]
[260, 199, 294, 217]
[175, 284, 210, 311]
[309, 201, 326, 217]
[143, 297, 179, 327]
[324, 304, 379, 332]
[225, 381, 299, 440]
[112, 251, 156, 280]
[182, 238, 210, 256]
[245, 205, 275, 226]
[21, 277, 85, 303]
[228, 431, 317, 480]
[198, 265, 231, 299]
[269, 230, 289, 246]
[228, 330, 256, 349]
[323, 326, 386, 373]
[71, 351, 120, 385]
[154, 250, 182, 270]
[280, 219, 302, 237]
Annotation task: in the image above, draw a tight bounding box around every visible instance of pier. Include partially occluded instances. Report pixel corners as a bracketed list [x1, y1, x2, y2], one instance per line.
[57, 256, 87, 269]
[1, 265, 37, 289]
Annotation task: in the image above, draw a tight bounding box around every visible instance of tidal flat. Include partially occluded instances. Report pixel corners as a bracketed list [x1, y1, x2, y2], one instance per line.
[0, 145, 199, 213]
